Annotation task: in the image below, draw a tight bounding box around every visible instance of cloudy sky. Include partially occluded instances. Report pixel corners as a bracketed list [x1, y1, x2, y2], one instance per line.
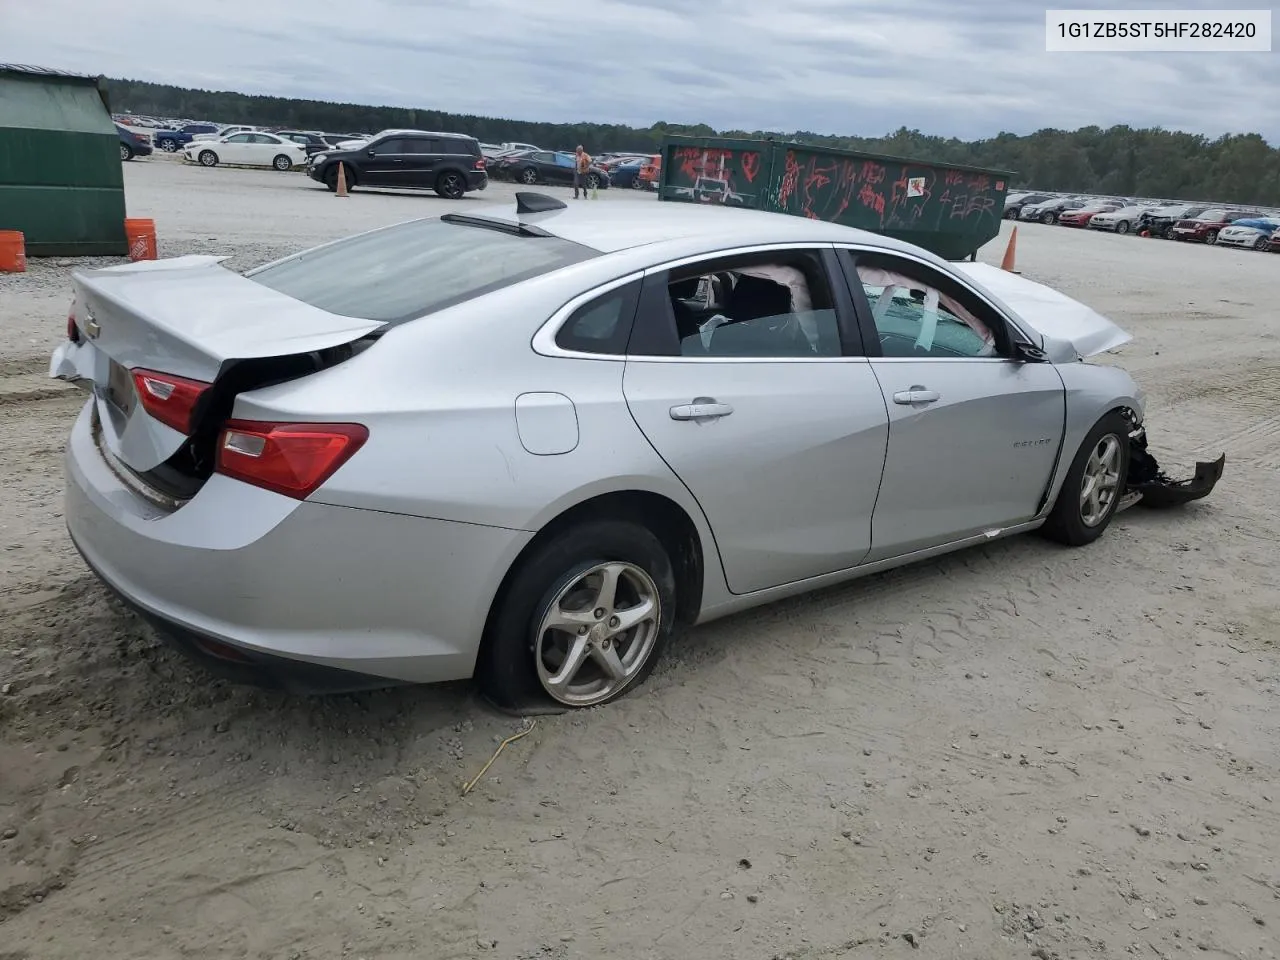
[3, 0, 1277, 141]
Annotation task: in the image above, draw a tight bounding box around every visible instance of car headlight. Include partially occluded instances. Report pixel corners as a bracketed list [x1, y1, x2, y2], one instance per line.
[313, 153, 326, 164]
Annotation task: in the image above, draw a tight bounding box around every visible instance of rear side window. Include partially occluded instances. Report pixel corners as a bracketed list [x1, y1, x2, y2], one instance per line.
[247, 219, 598, 325]
[442, 138, 479, 156]
[555, 281, 640, 355]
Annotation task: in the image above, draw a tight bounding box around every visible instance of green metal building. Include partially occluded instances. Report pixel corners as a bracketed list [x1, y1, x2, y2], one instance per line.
[0, 63, 127, 256]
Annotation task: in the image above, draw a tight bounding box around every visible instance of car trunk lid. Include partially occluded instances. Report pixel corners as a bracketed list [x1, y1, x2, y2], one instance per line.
[50, 255, 384, 475]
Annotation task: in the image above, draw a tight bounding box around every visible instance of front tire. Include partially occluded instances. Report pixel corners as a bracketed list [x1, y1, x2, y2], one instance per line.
[1040, 412, 1131, 547]
[435, 170, 466, 199]
[478, 520, 676, 711]
[324, 165, 354, 192]
[198, 150, 218, 167]
[273, 154, 293, 171]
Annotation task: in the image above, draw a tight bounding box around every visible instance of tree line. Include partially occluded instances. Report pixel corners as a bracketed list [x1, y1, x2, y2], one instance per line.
[105, 78, 1280, 207]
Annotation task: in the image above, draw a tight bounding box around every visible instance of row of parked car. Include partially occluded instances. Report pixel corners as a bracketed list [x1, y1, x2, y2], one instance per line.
[113, 116, 374, 155]
[478, 143, 661, 191]
[1005, 191, 1280, 252]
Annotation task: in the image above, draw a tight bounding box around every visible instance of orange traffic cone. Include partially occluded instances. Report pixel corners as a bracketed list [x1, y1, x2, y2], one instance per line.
[336, 162, 349, 198]
[1001, 226, 1019, 273]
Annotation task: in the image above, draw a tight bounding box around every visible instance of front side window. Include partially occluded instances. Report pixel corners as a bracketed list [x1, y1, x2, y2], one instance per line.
[659, 251, 842, 358]
[853, 254, 1000, 360]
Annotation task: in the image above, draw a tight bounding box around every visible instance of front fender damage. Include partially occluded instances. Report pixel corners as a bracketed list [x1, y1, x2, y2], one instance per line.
[1123, 421, 1225, 510]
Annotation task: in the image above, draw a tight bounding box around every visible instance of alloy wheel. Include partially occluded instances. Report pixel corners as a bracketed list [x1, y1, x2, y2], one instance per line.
[534, 561, 661, 707]
[1080, 434, 1122, 527]
[439, 172, 464, 199]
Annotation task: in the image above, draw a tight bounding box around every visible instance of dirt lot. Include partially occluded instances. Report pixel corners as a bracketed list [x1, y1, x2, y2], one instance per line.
[2, 159, 1279, 960]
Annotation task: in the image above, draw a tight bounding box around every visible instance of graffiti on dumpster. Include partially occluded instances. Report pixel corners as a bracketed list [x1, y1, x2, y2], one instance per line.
[668, 146, 764, 204]
[776, 150, 1001, 233]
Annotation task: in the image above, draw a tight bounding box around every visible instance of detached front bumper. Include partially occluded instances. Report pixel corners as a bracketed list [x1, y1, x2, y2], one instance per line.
[1125, 425, 1225, 509]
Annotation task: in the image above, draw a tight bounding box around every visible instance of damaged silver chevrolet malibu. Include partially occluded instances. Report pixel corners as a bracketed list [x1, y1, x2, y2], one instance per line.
[49, 194, 1224, 712]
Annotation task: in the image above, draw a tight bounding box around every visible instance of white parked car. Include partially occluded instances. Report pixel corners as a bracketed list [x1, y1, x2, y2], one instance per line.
[190, 125, 258, 142]
[1086, 204, 1156, 235]
[1215, 218, 1280, 250]
[184, 132, 309, 171]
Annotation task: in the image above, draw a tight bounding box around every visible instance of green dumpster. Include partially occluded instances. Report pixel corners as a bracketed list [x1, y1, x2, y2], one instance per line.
[657, 135, 1014, 261]
[0, 64, 128, 257]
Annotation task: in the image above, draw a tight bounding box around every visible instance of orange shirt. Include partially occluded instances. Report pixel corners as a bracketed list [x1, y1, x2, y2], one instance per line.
[576, 152, 591, 173]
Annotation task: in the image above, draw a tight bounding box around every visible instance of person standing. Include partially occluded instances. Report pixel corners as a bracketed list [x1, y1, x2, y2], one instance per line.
[573, 145, 593, 199]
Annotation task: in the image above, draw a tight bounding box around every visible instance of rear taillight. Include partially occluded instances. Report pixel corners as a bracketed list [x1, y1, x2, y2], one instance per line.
[131, 369, 211, 434]
[67, 299, 79, 342]
[474, 158, 485, 170]
[215, 420, 368, 499]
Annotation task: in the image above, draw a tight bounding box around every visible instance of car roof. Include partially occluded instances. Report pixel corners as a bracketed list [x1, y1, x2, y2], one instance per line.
[373, 129, 474, 140]
[459, 199, 925, 256]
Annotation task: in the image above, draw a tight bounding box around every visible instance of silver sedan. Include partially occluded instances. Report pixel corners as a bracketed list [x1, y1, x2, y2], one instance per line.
[50, 195, 1223, 710]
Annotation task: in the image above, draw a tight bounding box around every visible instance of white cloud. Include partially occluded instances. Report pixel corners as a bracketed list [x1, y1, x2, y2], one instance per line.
[2, 0, 1276, 141]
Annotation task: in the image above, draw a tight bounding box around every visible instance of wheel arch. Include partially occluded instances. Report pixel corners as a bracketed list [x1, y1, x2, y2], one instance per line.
[481, 489, 709, 659]
[1037, 398, 1142, 519]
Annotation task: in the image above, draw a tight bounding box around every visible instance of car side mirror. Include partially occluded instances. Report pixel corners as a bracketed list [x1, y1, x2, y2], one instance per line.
[1015, 341, 1049, 363]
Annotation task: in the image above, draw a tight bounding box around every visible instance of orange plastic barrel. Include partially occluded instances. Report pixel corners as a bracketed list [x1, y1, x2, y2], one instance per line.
[124, 218, 157, 261]
[0, 230, 26, 272]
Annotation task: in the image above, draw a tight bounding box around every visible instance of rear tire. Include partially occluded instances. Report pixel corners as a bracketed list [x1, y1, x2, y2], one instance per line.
[1040, 211, 1056, 224]
[1205, 229, 1219, 245]
[1115, 220, 1130, 235]
[273, 154, 293, 171]
[1040, 412, 1131, 547]
[434, 170, 466, 199]
[1255, 236, 1270, 251]
[519, 167, 539, 185]
[199, 150, 218, 167]
[477, 520, 676, 712]
[120, 143, 133, 161]
[159, 139, 179, 152]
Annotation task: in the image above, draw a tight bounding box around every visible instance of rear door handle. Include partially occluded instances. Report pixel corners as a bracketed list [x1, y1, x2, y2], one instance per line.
[670, 400, 734, 421]
[892, 388, 940, 405]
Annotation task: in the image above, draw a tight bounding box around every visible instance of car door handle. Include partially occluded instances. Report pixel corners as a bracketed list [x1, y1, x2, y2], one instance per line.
[892, 388, 940, 405]
[670, 400, 734, 420]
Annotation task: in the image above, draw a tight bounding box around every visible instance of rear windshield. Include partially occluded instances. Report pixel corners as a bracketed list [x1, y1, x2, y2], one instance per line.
[247, 218, 596, 324]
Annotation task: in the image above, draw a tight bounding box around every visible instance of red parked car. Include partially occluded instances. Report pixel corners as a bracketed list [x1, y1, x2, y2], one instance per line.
[1268, 231, 1280, 253]
[1170, 208, 1260, 244]
[1057, 201, 1123, 227]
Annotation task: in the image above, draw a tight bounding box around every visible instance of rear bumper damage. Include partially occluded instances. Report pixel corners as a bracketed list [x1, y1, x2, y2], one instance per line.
[1124, 424, 1225, 509]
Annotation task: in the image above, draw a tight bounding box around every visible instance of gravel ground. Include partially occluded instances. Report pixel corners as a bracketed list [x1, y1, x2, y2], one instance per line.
[2, 160, 1278, 960]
